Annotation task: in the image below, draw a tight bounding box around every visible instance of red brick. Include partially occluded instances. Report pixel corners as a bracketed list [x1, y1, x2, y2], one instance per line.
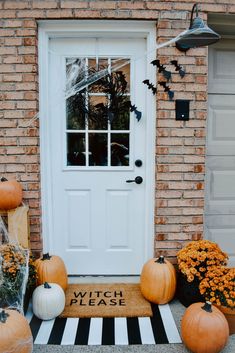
[118, 1, 145, 9]
[4, 1, 30, 9]
[17, 10, 45, 18]
[46, 9, 73, 18]
[91, 1, 117, 9]
[32, 0, 58, 9]
[23, 37, 37, 46]
[0, 46, 16, 55]
[101, 9, 130, 18]
[2, 20, 23, 27]
[61, 1, 88, 8]
[3, 74, 22, 82]
[132, 10, 159, 19]
[17, 101, 37, 109]
[160, 10, 187, 19]
[18, 46, 37, 55]
[23, 20, 37, 28]
[16, 28, 36, 36]
[74, 9, 101, 17]
[6, 164, 26, 172]
[0, 29, 15, 36]
[3, 55, 23, 64]
[1, 10, 17, 18]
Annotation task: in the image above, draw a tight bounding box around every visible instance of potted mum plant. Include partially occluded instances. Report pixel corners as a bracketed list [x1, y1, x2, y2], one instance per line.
[199, 267, 235, 334]
[176, 240, 228, 307]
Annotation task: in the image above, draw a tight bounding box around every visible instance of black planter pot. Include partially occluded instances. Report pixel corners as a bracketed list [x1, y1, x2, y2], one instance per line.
[176, 272, 204, 307]
[23, 288, 33, 314]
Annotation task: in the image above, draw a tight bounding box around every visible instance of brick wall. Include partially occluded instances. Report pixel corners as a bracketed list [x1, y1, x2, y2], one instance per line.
[1, 0, 235, 261]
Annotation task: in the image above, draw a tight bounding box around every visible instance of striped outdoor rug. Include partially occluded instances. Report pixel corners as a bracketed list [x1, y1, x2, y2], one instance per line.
[26, 302, 182, 346]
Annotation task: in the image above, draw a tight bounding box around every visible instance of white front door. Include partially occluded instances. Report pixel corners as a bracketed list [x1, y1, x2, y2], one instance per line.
[43, 34, 154, 275]
[205, 39, 235, 266]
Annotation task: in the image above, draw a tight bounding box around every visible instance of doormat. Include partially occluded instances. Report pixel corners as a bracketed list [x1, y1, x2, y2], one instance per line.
[26, 302, 182, 345]
[60, 283, 152, 318]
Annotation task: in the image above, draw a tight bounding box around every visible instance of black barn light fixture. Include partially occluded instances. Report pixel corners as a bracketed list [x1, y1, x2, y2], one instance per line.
[153, 4, 221, 53]
[175, 3, 221, 51]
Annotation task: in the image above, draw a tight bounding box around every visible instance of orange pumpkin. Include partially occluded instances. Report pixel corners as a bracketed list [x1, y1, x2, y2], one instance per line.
[0, 177, 22, 210]
[181, 302, 229, 353]
[0, 309, 33, 353]
[140, 255, 176, 304]
[35, 253, 68, 291]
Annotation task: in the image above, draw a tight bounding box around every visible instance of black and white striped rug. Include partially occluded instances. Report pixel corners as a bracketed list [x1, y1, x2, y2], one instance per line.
[26, 303, 182, 346]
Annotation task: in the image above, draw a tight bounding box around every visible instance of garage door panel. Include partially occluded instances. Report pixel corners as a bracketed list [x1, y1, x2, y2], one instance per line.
[207, 95, 235, 155]
[206, 157, 235, 213]
[206, 39, 235, 266]
[209, 40, 235, 94]
[205, 217, 235, 266]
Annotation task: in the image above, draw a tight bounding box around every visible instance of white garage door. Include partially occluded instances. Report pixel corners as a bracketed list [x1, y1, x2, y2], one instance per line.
[205, 39, 235, 266]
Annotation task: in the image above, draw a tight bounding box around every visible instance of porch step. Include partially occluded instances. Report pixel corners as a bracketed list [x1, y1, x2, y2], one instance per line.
[68, 276, 140, 284]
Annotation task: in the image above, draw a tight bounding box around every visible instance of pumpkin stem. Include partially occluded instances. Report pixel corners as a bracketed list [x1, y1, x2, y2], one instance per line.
[0, 177, 8, 182]
[44, 282, 51, 289]
[0, 309, 9, 323]
[42, 253, 51, 261]
[202, 301, 212, 313]
[155, 255, 165, 264]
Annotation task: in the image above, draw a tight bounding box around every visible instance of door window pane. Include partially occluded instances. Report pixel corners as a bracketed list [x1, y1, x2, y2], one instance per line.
[111, 133, 129, 166]
[66, 94, 86, 130]
[66, 58, 86, 91]
[89, 133, 108, 166]
[88, 58, 108, 93]
[88, 95, 108, 130]
[67, 133, 86, 166]
[111, 107, 130, 130]
[111, 59, 130, 93]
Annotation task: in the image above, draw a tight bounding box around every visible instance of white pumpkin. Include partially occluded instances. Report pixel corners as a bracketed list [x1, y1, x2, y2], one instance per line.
[32, 282, 65, 320]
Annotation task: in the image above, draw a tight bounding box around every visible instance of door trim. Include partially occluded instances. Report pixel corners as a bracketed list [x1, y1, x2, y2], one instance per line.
[38, 20, 156, 267]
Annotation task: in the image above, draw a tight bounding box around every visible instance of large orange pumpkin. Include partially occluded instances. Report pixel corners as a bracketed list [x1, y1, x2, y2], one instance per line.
[35, 253, 68, 291]
[140, 255, 176, 304]
[0, 309, 33, 353]
[181, 302, 229, 353]
[0, 177, 22, 210]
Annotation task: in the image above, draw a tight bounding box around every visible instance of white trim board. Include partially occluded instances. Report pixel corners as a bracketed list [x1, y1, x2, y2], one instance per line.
[38, 20, 156, 266]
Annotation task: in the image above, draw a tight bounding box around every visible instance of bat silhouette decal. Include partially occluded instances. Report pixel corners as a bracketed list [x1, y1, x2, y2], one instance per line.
[143, 79, 157, 95]
[171, 60, 186, 78]
[151, 59, 172, 81]
[159, 81, 174, 100]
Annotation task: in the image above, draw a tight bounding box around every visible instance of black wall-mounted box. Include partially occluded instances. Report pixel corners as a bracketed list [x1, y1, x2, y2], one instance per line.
[175, 99, 190, 121]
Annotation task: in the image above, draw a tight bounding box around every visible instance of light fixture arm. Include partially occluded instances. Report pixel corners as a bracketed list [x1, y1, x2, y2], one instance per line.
[189, 3, 199, 28]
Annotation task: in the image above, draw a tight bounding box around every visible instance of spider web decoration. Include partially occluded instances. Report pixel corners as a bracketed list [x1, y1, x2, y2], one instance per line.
[66, 64, 141, 126]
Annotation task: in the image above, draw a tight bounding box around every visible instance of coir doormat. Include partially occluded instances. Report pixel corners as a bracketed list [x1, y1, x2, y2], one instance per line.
[60, 283, 152, 318]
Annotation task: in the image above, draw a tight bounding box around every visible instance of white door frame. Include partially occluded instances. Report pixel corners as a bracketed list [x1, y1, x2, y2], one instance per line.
[38, 20, 156, 267]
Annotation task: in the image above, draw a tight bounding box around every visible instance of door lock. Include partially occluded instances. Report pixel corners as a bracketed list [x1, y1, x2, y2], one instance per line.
[126, 176, 143, 184]
[135, 159, 143, 167]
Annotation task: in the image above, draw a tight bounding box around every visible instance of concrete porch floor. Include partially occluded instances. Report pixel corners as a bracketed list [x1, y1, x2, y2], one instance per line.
[32, 295, 235, 353]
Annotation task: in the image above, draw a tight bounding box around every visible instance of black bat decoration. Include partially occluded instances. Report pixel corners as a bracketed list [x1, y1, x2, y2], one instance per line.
[159, 81, 174, 100]
[143, 79, 157, 95]
[130, 104, 142, 121]
[171, 60, 185, 78]
[151, 59, 172, 81]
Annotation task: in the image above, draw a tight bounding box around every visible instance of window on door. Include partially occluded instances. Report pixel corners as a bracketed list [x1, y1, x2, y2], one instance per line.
[65, 57, 131, 168]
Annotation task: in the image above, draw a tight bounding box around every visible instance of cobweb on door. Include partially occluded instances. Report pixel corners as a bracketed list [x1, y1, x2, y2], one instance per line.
[65, 58, 142, 122]
[0, 216, 29, 314]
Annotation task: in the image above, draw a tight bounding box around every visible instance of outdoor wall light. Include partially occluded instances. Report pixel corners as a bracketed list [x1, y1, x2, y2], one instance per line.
[175, 3, 221, 51]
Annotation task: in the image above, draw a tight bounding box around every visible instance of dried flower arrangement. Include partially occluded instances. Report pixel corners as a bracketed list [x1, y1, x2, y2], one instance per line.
[199, 267, 235, 309]
[0, 243, 37, 312]
[177, 240, 228, 282]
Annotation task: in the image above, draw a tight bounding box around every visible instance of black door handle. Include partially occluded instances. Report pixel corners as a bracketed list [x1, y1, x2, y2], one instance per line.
[126, 176, 143, 184]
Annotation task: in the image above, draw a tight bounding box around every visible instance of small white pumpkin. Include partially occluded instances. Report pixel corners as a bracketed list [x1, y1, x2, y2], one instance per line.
[32, 282, 65, 320]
